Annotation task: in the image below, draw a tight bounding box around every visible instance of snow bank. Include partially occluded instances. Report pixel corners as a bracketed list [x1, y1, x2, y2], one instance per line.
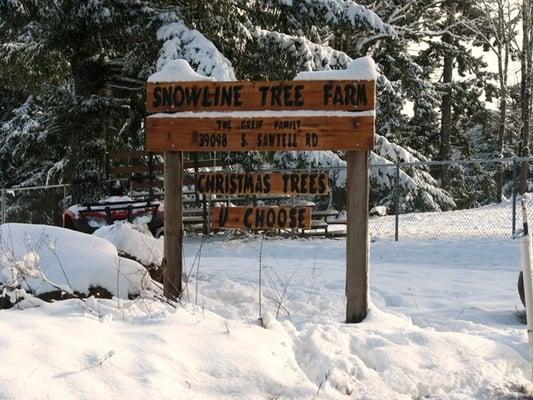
[0, 300, 320, 400]
[0, 235, 532, 398]
[179, 238, 533, 398]
[295, 55, 378, 81]
[148, 59, 214, 83]
[292, 307, 528, 398]
[94, 222, 163, 267]
[0, 224, 151, 298]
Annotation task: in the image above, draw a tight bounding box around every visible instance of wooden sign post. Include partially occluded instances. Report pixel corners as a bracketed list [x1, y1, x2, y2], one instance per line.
[146, 74, 375, 323]
[346, 151, 369, 322]
[163, 151, 183, 300]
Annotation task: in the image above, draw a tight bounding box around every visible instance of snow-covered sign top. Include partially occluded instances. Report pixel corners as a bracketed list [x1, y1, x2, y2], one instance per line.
[148, 59, 214, 83]
[294, 56, 378, 81]
[146, 57, 376, 114]
[148, 57, 377, 83]
[145, 57, 376, 152]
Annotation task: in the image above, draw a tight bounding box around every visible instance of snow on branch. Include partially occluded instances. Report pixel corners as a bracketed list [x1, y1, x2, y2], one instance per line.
[312, 0, 395, 35]
[155, 21, 236, 81]
[254, 27, 352, 71]
[374, 135, 420, 164]
[0, 96, 41, 162]
[371, 137, 455, 211]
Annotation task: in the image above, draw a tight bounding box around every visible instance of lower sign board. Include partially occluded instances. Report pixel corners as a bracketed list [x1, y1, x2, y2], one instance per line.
[196, 172, 329, 195]
[146, 115, 374, 151]
[212, 206, 312, 230]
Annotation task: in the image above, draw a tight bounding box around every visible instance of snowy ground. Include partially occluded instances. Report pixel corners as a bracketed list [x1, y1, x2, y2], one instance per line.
[181, 237, 532, 398]
[367, 200, 517, 241]
[1, 222, 533, 399]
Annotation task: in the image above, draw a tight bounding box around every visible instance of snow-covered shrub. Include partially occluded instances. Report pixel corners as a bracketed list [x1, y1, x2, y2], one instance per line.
[0, 223, 153, 306]
[93, 222, 163, 280]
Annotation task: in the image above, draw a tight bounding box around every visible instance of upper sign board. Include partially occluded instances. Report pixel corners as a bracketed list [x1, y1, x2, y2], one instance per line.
[146, 80, 375, 113]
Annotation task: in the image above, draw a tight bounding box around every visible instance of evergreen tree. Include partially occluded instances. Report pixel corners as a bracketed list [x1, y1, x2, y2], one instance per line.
[0, 0, 172, 192]
[0, 0, 514, 219]
[170, 0, 455, 211]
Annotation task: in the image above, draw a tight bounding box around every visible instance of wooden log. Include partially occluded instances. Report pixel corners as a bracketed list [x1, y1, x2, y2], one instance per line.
[183, 159, 229, 169]
[212, 206, 312, 230]
[111, 164, 163, 175]
[346, 150, 369, 323]
[147, 80, 375, 113]
[146, 115, 374, 152]
[111, 150, 153, 159]
[163, 151, 183, 300]
[196, 172, 329, 195]
[110, 159, 232, 177]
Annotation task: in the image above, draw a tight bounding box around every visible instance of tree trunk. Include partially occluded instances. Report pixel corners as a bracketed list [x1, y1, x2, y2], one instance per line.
[495, 17, 508, 201]
[70, 57, 109, 98]
[439, 18, 455, 190]
[495, 96, 507, 200]
[69, 55, 112, 198]
[519, 0, 532, 194]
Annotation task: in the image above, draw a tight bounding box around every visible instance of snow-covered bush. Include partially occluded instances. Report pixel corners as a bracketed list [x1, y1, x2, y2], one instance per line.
[93, 222, 163, 279]
[0, 223, 153, 307]
[1, 1, 504, 215]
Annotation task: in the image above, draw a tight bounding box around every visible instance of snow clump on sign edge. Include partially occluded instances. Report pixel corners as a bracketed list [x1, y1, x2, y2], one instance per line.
[152, 20, 235, 81]
[294, 55, 377, 81]
[93, 222, 163, 268]
[148, 59, 214, 83]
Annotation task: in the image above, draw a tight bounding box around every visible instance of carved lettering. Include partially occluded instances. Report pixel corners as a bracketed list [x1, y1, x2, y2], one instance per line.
[196, 173, 329, 195]
[147, 80, 375, 113]
[212, 207, 312, 230]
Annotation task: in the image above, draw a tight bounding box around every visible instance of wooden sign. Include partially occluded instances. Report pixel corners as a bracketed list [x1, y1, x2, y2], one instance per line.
[212, 206, 312, 230]
[147, 80, 375, 113]
[147, 65, 376, 323]
[196, 172, 329, 195]
[146, 115, 374, 151]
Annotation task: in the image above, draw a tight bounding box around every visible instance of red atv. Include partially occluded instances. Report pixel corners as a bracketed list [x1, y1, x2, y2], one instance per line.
[63, 182, 164, 237]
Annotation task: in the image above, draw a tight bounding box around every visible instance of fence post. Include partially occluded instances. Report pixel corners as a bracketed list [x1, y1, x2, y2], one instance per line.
[513, 157, 518, 236]
[519, 199, 533, 379]
[1, 188, 6, 224]
[202, 194, 208, 235]
[207, 194, 211, 236]
[63, 185, 67, 209]
[193, 152, 199, 207]
[395, 163, 400, 242]
[148, 153, 154, 201]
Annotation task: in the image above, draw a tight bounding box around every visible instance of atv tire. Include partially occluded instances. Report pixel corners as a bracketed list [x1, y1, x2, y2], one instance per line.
[518, 271, 525, 307]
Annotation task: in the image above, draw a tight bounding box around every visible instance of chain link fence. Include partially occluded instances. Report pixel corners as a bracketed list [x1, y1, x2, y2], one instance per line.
[369, 157, 526, 241]
[1, 184, 70, 226]
[2, 157, 533, 241]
